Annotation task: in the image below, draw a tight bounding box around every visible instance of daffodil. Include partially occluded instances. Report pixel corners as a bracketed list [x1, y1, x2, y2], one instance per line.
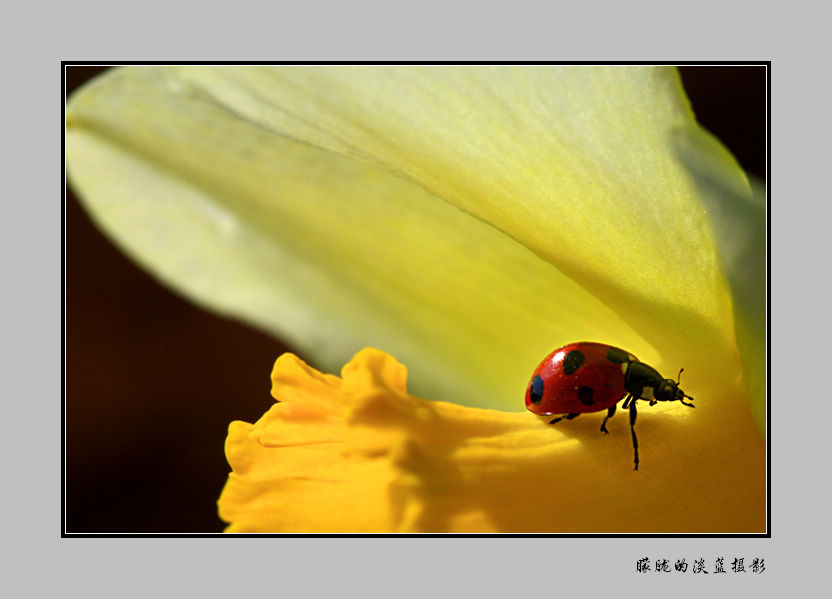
[66, 66, 765, 533]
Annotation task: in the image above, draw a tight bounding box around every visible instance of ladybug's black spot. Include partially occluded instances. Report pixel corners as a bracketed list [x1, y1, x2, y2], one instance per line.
[578, 386, 595, 405]
[529, 374, 544, 404]
[606, 347, 630, 364]
[562, 350, 585, 375]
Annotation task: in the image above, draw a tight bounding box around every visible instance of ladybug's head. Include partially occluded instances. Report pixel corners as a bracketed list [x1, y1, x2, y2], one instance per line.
[653, 368, 695, 407]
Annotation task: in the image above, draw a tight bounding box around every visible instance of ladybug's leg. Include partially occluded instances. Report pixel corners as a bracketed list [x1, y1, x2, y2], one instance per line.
[629, 399, 639, 471]
[549, 413, 580, 425]
[600, 405, 616, 434]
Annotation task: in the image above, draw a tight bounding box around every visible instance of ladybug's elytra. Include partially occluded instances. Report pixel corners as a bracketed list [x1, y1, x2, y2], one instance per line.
[525, 342, 694, 470]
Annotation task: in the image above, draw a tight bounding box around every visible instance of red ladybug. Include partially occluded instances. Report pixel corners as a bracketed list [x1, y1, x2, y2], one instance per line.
[525, 341, 694, 470]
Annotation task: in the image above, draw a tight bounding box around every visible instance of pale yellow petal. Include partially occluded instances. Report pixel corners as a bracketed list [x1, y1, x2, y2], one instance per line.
[672, 126, 766, 431]
[173, 66, 742, 375]
[66, 67, 658, 410]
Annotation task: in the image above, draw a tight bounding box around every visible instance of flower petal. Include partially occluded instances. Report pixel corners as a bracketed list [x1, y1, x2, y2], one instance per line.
[169, 66, 742, 374]
[672, 126, 766, 432]
[220, 354, 393, 532]
[67, 67, 663, 410]
[219, 349, 764, 533]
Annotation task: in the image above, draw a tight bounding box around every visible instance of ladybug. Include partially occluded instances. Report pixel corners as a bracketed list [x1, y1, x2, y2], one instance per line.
[525, 341, 694, 470]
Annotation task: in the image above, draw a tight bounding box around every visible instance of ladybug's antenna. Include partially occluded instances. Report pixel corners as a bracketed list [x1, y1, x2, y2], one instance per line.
[677, 368, 695, 407]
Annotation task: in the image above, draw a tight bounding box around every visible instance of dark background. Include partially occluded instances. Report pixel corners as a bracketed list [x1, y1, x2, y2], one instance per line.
[64, 65, 767, 533]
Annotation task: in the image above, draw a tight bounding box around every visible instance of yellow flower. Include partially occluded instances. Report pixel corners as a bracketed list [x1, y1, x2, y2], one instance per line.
[220, 347, 763, 533]
[66, 66, 765, 533]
